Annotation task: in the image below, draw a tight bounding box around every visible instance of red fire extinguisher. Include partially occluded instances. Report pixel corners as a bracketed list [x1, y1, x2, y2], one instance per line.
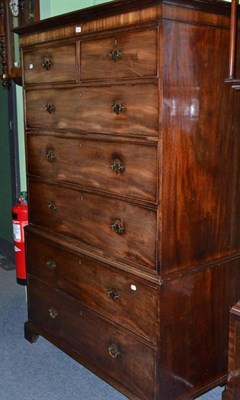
[12, 192, 28, 285]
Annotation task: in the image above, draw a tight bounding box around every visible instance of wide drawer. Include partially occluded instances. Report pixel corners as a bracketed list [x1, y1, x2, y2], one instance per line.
[23, 43, 78, 84]
[28, 277, 156, 400]
[27, 134, 158, 202]
[80, 28, 158, 80]
[26, 231, 158, 342]
[25, 83, 159, 137]
[28, 179, 157, 269]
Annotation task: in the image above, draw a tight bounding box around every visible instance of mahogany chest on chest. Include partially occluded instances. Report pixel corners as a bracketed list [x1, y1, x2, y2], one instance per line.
[15, 1, 240, 399]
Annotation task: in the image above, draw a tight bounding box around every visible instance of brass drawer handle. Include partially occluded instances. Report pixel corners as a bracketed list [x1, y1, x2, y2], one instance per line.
[45, 103, 55, 114]
[48, 202, 57, 212]
[46, 149, 56, 163]
[46, 259, 57, 270]
[42, 57, 53, 70]
[112, 101, 125, 115]
[111, 159, 125, 174]
[49, 307, 58, 319]
[108, 344, 120, 359]
[111, 219, 124, 235]
[107, 289, 119, 301]
[109, 49, 122, 62]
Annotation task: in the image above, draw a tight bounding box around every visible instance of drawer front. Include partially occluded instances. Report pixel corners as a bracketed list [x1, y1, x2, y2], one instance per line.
[28, 276, 156, 400]
[23, 43, 78, 84]
[25, 83, 159, 137]
[27, 134, 158, 202]
[26, 232, 158, 342]
[81, 28, 158, 80]
[28, 179, 157, 269]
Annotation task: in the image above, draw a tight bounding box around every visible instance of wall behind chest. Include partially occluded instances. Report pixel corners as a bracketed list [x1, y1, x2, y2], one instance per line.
[0, 86, 13, 244]
[40, 0, 113, 18]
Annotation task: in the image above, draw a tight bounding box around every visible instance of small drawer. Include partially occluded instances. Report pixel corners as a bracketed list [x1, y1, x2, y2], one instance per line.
[27, 134, 158, 203]
[28, 178, 157, 270]
[80, 28, 158, 80]
[26, 232, 158, 342]
[28, 276, 156, 400]
[25, 83, 159, 137]
[23, 43, 78, 84]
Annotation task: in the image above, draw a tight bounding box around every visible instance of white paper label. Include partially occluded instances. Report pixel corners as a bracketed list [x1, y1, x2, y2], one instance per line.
[14, 246, 21, 252]
[13, 223, 21, 241]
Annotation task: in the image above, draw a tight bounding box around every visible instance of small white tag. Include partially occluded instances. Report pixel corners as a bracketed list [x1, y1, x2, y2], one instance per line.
[29, 63, 34, 69]
[13, 223, 21, 241]
[131, 284, 137, 291]
[75, 26, 82, 33]
[14, 246, 21, 252]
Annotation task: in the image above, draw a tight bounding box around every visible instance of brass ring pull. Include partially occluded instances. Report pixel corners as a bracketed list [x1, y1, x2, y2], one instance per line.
[46, 259, 57, 270]
[109, 49, 122, 62]
[111, 220, 124, 235]
[45, 103, 55, 114]
[46, 149, 56, 163]
[49, 307, 58, 319]
[112, 101, 125, 115]
[48, 202, 57, 212]
[108, 344, 120, 359]
[111, 159, 125, 174]
[107, 289, 119, 301]
[42, 57, 53, 70]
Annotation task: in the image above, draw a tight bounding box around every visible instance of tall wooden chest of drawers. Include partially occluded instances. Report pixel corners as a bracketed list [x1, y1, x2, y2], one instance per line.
[15, 1, 240, 399]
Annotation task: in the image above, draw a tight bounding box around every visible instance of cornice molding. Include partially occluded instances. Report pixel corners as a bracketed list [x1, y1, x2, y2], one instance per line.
[14, 0, 232, 36]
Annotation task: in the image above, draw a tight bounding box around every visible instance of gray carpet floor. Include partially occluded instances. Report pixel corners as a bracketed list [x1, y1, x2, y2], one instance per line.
[0, 255, 224, 400]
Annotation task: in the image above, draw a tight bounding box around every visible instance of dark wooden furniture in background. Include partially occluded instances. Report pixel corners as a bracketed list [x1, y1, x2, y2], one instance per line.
[222, 3, 240, 400]
[222, 303, 240, 400]
[225, 0, 239, 83]
[15, 1, 240, 399]
[18, 0, 40, 26]
[225, 0, 240, 90]
[0, 0, 39, 87]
